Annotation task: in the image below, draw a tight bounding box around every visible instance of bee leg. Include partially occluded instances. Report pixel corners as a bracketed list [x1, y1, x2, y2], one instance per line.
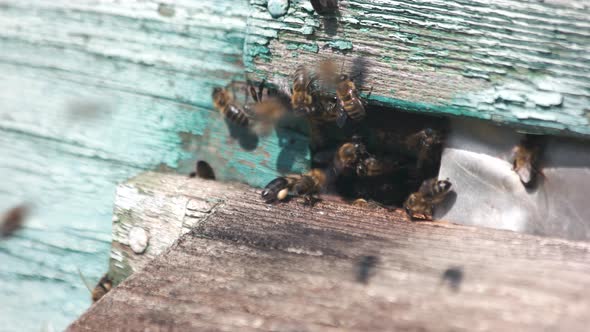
[247, 80, 259, 103]
[425, 206, 434, 221]
[257, 79, 266, 101]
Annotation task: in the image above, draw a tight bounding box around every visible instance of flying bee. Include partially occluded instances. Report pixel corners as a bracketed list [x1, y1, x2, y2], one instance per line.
[211, 86, 250, 127]
[1, 204, 28, 238]
[404, 178, 452, 220]
[511, 135, 544, 187]
[92, 273, 113, 302]
[291, 65, 317, 116]
[261, 169, 329, 205]
[247, 80, 289, 136]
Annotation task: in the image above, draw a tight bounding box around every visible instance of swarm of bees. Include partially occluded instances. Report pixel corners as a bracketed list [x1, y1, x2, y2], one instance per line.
[212, 59, 453, 220]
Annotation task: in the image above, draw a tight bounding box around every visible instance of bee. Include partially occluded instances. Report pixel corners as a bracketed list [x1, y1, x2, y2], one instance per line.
[404, 128, 443, 168]
[248, 80, 289, 136]
[261, 169, 329, 205]
[335, 74, 365, 123]
[329, 62, 369, 126]
[333, 135, 368, 173]
[261, 175, 298, 203]
[92, 273, 113, 302]
[1, 205, 28, 238]
[404, 178, 452, 220]
[310, 0, 339, 14]
[511, 135, 544, 187]
[355, 156, 400, 177]
[211, 86, 250, 127]
[291, 65, 317, 116]
[334, 136, 398, 177]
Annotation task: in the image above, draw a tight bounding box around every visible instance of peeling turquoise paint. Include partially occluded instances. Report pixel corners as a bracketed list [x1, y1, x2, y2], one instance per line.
[0, 0, 310, 331]
[243, 0, 590, 137]
[326, 40, 354, 52]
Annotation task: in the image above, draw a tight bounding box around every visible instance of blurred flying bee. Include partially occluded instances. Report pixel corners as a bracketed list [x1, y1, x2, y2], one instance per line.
[78, 269, 113, 302]
[1, 205, 28, 238]
[291, 65, 317, 116]
[262, 169, 329, 205]
[404, 178, 452, 220]
[211, 85, 250, 127]
[247, 80, 289, 136]
[92, 273, 113, 302]
[511, 135, 544, 187]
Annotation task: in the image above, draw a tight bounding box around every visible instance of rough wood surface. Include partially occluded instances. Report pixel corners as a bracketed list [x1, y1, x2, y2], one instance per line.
[73, 172, 590, 331]
[246, 0, 590, 137]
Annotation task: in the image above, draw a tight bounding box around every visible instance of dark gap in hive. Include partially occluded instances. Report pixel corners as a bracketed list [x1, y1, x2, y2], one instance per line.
[310, 106, 449, 207]
[191, 161, 216, 180]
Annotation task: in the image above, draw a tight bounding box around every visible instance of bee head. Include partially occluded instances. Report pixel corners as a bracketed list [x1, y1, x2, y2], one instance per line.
[212, 87, 223, 97]
[338, 74, 348, 82]
[436, 179, 452, 194]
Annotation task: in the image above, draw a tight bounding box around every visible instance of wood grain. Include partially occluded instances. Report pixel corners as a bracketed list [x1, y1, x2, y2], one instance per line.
[73, 172, 590, 331]
[245, 0, 590, 137]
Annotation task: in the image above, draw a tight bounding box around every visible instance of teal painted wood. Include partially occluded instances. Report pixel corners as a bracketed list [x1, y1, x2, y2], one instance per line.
[0, 1, 309, 331]
[244, 0, 590, 137]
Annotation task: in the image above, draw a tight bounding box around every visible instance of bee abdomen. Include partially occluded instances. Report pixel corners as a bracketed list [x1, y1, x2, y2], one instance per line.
[343, 99, 366, 121]
[223, 104, 249, 126]
[262, 177, 290, 202]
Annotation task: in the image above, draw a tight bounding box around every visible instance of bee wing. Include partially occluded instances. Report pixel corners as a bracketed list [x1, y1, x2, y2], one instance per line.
[515, 164, 533, 185]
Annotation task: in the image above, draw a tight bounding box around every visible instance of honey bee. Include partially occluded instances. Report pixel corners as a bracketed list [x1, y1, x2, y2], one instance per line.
[262, 169, 329, 205]
[334, 135, 368, 173]
[92, 273, 113, 302]
[78, 269, 113, 302]
[310, 0, 339, 14]
[335, 74, 366, 122]
[291, 65, 317, 116]
[334, 136, 398, 177]
[404, 178, 452, 220]
[212, 86, 250, 127]
[1, 205, 28, 238]
[404, 128, 442, 167]
[317, 59, 369, 127]
[248, 80, 289, 136]
[261, 175, 298, 203]
[355, 156, 400, 177]
[511, 135, 544, 187]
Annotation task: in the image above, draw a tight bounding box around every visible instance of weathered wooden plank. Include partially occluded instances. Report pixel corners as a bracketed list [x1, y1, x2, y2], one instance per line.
[72, 172, 590, 331]
[245, 0, 590, 137]
[0, 1, 307, 330]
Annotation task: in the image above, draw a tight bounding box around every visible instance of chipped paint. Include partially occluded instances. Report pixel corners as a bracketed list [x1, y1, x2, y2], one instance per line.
[244, 0, 590, 137]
